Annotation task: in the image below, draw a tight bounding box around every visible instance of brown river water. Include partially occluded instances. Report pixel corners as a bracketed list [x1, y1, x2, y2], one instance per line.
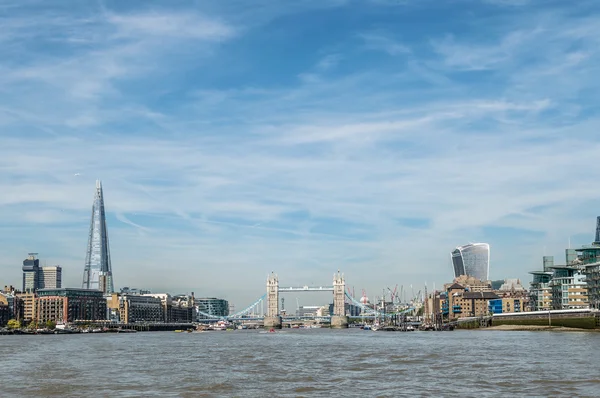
[1, 328, 599, 397]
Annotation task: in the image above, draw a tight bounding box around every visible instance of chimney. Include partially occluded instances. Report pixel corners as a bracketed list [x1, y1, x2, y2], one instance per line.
[595, 216, 600, 244]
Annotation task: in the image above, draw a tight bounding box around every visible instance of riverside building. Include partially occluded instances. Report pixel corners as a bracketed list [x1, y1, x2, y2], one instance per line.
[435, 281, 499, 320]
[576, 217, 600, 309]
[141, 293, 196, 323]
[529, 256, 555, 311]
[196, 298, 229, 319]
[16, 292, 37, 324]
[528, 217, 600, 311]
[36, 288, 106, 324]
[0, 302, 8, 327]
[107, 293, 163, 324]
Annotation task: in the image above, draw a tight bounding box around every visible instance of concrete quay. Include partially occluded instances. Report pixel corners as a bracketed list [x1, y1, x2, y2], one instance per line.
[330, 315, 349, 329]
[263, 316, 282, 329]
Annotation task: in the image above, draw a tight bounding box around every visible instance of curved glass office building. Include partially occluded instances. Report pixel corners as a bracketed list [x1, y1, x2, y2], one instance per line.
[451, 243, 490, 281]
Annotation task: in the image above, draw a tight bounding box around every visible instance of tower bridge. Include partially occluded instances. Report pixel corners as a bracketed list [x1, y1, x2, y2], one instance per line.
[265, 270, 347, 329]
[195, 270, 416, 329]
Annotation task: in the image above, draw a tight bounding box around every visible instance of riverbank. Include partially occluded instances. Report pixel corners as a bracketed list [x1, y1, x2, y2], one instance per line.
[483, 324, 600, 332]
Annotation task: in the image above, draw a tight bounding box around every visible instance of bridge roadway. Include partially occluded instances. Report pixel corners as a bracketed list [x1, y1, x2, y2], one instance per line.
[278, 286, 334, 292]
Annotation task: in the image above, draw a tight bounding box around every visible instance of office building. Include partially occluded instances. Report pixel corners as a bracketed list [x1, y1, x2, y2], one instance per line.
[140, 293, 195, 323]
[548, 266, 588, 310]
[170, 294, 196, 323]
[0, 290, 20, 322]
[327, 303, 362, 317]
[82, 180, 114, 294]
[39, 266, 62, 289]
[196, 298, 229, 319]
[0, 302, 9, 327]
[451, 243, 490, 281]
[37, 288, 106, 324]
[107, 293, 163, 324]
[297, 306, 320, 317]
[16, 292, 37, 323]
[576, 216, 600, 309]
[22, 253, 40, 293]
[585, 262, 600, 309]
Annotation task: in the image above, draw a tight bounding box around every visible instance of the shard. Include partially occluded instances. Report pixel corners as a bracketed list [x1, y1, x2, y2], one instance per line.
[82, 180, 114, 293]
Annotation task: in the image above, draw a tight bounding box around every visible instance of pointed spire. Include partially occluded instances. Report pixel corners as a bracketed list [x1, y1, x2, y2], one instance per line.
[83, 180, 114, 293]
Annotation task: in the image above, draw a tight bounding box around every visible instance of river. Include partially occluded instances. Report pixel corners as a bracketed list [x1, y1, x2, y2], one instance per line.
[2, 328, 599, 397]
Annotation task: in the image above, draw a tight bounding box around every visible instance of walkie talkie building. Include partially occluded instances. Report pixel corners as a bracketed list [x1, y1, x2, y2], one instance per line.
[82, 180, 114, 294]
[451, 243, 490, 281]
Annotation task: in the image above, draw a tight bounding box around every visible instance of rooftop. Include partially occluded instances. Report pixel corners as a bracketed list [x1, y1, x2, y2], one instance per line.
[447, 283, 464, 290]
[575, 244, 600, 251]
[463, 291, 499, 300]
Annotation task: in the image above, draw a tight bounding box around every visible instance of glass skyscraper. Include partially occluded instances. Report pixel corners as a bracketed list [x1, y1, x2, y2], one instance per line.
[22, 253, 40, 293]
[82, 180, 114, 294]
[451, 243, 490, 281]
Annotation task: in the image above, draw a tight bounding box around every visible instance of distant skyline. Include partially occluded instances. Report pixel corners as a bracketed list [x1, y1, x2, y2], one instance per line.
[1, 0, 600, 307]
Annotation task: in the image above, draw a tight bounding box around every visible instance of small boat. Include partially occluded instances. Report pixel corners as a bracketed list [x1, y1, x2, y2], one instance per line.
[55, 328, 77, 334]
[117, 328, 137, 333]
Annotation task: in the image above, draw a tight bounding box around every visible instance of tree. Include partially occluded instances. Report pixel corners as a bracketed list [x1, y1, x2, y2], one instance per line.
[27, 320, 38, 330]
[45, 320, 56, 330]
[6, 319, 20, 329]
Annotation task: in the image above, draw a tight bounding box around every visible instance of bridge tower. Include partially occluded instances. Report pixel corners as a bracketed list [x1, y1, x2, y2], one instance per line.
[331, 270, 349, 328]
[264, 272, 282, 329]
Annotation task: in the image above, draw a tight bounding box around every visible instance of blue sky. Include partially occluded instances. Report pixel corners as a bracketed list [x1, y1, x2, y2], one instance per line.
[1, 0, 600, 307]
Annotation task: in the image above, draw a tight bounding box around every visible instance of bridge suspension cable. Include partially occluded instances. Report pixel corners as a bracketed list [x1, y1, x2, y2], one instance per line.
[227, 293, 267, 319]
[345, 292, 416, 318]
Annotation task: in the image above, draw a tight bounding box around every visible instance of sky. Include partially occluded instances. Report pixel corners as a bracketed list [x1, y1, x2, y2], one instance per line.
[1, 0, 600, 309]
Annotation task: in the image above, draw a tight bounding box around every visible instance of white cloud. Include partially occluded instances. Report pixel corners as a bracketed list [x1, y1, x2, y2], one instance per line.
[316, 54, 342, 71]
[358, 31, 410, 56]
[106, 12, 235, 41]
[1, 1, 600, 307]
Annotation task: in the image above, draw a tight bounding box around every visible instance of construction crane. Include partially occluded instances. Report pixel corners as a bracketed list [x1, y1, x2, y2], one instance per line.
[400, 285, 404, 304]
[413, 290, 422, 303]
[423, 284, 429, 325]
[387, 285, 399, 304]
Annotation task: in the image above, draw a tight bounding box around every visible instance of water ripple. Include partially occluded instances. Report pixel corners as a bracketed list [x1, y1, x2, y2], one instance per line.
[2, 329, 600, 397]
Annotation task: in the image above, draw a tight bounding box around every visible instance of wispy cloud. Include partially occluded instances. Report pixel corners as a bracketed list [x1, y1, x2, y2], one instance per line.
[0, 0, 600, 305]
[358, 31, 410, 56]
[106, 11, 235, 41]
